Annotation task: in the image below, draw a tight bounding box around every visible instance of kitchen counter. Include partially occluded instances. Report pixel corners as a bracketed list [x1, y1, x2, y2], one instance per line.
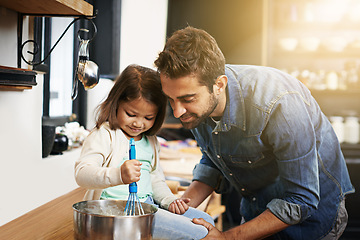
[0, 187, 87, 240]
[159, 145, 202, 179]
[0, 144, 225, 239]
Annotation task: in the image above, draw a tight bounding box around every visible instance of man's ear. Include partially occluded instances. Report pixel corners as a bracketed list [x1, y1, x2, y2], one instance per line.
[213, 75, 228, 95]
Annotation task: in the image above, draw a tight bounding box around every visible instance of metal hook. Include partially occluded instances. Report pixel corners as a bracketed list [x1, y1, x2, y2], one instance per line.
[20, 17, 97, 66]
[77, 18, 97, 42]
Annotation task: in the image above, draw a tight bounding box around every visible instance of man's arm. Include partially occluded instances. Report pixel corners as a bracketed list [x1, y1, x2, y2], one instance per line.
[182, 180, 214, 208]
[194, 209, 290, 240]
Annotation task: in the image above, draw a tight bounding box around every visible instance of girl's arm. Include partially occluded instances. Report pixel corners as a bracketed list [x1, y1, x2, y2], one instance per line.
[74, 126, 125, 189]
[149, 136, 177, 209]
[150, 163, 178, 209]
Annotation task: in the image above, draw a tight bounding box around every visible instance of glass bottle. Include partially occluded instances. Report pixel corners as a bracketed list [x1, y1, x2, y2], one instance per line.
[330, 116, 345, 143]
[344, 116, 359, 144]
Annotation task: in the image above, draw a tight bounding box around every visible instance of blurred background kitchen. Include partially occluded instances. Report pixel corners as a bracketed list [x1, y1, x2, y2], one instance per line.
[0, 0, 359, 238]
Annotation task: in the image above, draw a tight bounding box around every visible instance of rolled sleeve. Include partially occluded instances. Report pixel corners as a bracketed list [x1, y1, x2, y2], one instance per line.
[193, 163, 229, 193]
[267, 198, 304, 225]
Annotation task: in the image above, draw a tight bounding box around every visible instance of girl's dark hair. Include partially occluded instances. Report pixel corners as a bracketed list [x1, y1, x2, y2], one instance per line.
[154, 26, 225, 92]
[95, 64, 167, 136]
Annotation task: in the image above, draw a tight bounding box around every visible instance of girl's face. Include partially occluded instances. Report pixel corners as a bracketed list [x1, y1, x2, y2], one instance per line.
[116, 97, 158, 140]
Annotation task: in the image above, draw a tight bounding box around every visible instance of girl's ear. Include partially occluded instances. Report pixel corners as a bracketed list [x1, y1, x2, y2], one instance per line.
[213, 75, 228, 95]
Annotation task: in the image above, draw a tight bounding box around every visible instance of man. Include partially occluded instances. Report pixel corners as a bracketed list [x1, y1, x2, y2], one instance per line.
[154, 26, 354, 239]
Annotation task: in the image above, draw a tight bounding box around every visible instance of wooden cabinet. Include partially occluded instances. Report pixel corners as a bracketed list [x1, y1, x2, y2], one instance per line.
[0, 0, 93, 16]
[0, 0, 94, 89]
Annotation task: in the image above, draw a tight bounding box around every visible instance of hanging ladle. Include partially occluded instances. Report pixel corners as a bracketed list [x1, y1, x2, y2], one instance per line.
[72, 27, 99, 100]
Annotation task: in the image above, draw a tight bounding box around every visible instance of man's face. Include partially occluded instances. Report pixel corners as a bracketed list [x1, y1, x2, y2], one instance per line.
[160, 74, 218, 129]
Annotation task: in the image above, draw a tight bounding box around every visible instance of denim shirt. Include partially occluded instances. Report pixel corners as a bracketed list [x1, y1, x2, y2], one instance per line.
[191, 65, 354, 239]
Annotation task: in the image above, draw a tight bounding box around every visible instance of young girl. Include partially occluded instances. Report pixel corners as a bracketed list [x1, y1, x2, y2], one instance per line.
[74, 64, 214, 239]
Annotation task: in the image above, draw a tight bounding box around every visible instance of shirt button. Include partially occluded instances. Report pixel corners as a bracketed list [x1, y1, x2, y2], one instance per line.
[217, 155, 220, 159]
[252, 197, 256, 201]
[248, 160, 252, 164]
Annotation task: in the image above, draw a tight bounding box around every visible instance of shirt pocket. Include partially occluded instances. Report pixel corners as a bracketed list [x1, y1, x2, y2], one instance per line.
[225, 153, 267, 168]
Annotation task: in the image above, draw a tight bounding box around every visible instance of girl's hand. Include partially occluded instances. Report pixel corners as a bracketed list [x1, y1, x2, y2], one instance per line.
[168, 198, 191, 215]
[121, 160, 142, 184]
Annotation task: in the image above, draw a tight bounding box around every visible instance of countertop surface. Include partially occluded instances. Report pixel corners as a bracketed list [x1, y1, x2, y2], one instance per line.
[0, 187, 86, 240]
[0, 145, 224, 239]
[0, 146, 201, 239]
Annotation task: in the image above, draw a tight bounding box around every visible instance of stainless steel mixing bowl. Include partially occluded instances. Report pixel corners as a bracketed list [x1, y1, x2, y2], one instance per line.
[73, 200, 157, 240]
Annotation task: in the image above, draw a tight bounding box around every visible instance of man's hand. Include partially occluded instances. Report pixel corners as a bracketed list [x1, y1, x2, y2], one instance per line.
[168, 198, 191, 214]
[192, 218, 224, 239]
[194, 209, 290, 240]
[120, 160, 142, 184]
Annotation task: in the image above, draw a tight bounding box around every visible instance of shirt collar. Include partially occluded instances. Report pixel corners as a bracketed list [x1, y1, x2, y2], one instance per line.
[204, 65, 246, 132]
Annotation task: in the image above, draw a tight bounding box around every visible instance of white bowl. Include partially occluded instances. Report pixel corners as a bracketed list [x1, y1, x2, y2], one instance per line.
[299, 37, 320, 51]
[278, 38, 298, 51]
[322, 37, 348, 52]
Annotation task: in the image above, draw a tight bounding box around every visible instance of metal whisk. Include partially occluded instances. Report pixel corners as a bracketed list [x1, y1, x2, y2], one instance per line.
[124, 138, 145, 216]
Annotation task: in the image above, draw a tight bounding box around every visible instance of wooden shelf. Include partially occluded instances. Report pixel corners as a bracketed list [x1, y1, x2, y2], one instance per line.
[0, 65, 37, 90]
[310, 89, 360, 95]
[273, 49, 360, 59]
[341, 143, 360, 159]
[0, 0, 93, 16]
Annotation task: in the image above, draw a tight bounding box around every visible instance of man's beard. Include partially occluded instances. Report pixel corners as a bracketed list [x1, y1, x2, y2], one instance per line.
[180, 93, 218, 129]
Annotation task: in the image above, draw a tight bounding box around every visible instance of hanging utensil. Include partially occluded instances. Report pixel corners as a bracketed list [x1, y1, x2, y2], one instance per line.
[72, 28, 99, 100]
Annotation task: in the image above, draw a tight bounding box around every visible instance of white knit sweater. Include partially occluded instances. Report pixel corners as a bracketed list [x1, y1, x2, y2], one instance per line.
[74, 122, 177, 209]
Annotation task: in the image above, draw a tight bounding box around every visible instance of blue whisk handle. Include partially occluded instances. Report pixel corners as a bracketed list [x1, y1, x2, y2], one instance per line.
[129, 182, 137, 193]
[129, 138, 136, 159]
[129, 139, 137, 193]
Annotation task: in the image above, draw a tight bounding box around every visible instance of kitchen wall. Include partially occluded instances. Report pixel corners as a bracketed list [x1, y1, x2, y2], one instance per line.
[0, 8, 80, 226]
[119, 0, 168, 72]
[0, 0, 168, 226]
[166, 0, 265, 66]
